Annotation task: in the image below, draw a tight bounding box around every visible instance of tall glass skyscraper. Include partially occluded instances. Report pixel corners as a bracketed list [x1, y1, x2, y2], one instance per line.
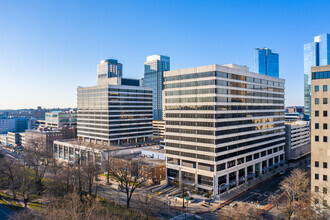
[254, 48, 279, 78]
[97, 59, 123, 80]
[304, 33, 330, 117]
[143, 55, 170, 120]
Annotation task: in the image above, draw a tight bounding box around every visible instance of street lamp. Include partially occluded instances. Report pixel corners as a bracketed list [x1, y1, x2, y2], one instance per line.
[218, 183, 227, 206]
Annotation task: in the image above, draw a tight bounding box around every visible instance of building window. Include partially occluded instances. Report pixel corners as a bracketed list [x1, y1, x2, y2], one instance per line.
[324, 85, 328, 91]
[324, 136, 328, 143]
[324, 111, 328, 117]
[324, 175, 327, 181]
[324, 98, 328, 104]
[315, 85, 319, 92]
[324, 124, 328, 130]
[315, 186, 319, 192]
[315, 161, 319, 167]
[315, 123, 319, 129]
[324, 162, 328, 169]
[324, 187, 328, 194]
[315, 98, 319, 105]
[315, 173, 319, 180]
[315, 136, 319, 142]
[315, 111, 319, 117]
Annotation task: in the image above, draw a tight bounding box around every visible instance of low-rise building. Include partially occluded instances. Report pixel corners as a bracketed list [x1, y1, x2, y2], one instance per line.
[141, 148, 165, 160]
[7, 132, 25, 147]
[44, 111, 77, 128]
[0, 135, 8, 146]
[284, 121, 311, 161]
[25, 127, 76, 149]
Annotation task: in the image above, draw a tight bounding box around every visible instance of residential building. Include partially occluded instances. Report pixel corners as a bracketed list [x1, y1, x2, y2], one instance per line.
[44, 110, 77, 128]
[311, 65, 330, 207]
[284, 121, 310, 161]
[164, 64, 285, 195]
[97, 59, 123, 82]
[144, 55, 170, 120]
[304, 33, 330, 117]
[153, 120, 165, 139]
[77, 77, 153, 146]
[254, 48, 279, 78]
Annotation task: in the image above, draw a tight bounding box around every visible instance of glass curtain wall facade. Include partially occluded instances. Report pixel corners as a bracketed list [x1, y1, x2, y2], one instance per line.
[164, 64, 285, 195]
[97, 59, 123, 80]
[254, 48, 279, 78]
[144, 55, 170, 120]
[304, 33, 330, 117]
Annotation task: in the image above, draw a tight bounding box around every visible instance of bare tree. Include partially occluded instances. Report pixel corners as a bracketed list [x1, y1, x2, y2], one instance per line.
[218, 201, 262, 220]
[108, 158, 145, 208]
[135, 194, 160, 219]
[18, 164, 35, 208]
[0, 156, 21, 201]
[25, 138, 54, 195]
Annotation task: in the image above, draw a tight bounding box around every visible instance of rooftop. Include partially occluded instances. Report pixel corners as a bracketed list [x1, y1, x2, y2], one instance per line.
[115, 153, 165, 167]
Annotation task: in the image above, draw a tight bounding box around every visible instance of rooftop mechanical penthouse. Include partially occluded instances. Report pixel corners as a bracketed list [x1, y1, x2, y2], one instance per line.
[164, 64, 285, 196]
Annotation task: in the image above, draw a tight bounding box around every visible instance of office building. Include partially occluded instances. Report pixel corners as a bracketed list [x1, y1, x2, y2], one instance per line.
[7, 132, 25, 147]
[97, 59, 123, 83]
[0, 116, 30, 134]
[254, 48, 279, 78]
[284, 121, 310, 161]
[164, 64, 285, 195]
[304, 33, 330, 117]
[311, 65, 330, 207]
[77, 77, 153, 146]
[144, 55, 170, 120]
[153, 120, 165, 139]
[44, 111, 77, 128]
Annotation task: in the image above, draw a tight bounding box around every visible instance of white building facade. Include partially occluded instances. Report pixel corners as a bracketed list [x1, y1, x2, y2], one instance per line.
[77, 77, 153, 146]
[164, 64, 285, 195]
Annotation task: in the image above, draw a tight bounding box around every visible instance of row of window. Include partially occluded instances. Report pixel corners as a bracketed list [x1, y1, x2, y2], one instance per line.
[165, 79, 284, 93]
[315, 98, 328, 105]
[315, 123, 328, 130]
[166, 96, 284, 104]
[165, 88, 284, 98]
[312, 71, 330, 80]
[315, 161, 327, 168]
[165, 105, 284, 111]
[165, 71, 284, 88]
[315, 136, 328, 142]
[314, 85, 328, 92]
[166, 111, 284, 119]
[166, 117, 284, 127]
[315, 110, 328, 117]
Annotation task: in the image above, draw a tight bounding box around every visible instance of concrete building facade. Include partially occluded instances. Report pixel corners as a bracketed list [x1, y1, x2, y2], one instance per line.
[164, 64, 285, 195]
[284, 121, 310, 161]
[311, 65, 330, 207]
[77, 77, 153, 146]
[44, 111, 77, 128]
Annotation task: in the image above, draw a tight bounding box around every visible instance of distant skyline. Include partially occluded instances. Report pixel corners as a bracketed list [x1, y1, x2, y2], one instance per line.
[0, 0, 330, 109]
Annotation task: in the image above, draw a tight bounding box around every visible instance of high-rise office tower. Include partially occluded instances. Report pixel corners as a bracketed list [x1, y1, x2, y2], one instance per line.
[143, 55, 170, 120]
[164, 64, 285, 196]
[78, 65, 153, 146]
[311, 65, 330, 207]
[97, 59, 123, 81]
[254, 48, 279, 78]
[304, 33, 330, 117]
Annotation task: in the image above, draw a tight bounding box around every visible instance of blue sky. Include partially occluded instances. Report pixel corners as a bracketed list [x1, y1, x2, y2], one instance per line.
[0, 0, 329, 109]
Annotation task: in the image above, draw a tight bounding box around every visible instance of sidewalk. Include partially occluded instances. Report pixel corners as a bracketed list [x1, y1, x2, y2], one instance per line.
[170, 164, 290, 214]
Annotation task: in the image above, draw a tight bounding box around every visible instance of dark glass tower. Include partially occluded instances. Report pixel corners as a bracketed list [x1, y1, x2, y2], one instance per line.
[304, 33, 330, 117]
[143, 55, 170, 120]
[254, 48, 279, 78]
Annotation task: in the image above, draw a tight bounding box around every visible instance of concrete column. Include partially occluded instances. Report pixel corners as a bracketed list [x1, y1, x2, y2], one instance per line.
[214, 174, 219, 196]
